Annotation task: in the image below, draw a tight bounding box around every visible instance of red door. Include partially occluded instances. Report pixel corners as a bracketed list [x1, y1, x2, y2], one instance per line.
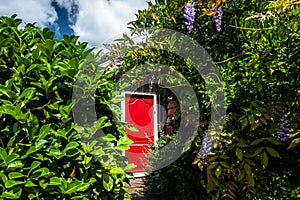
[123, 93, 156, 173]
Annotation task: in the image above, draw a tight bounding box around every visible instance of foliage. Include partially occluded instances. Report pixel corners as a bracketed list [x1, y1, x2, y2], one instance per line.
[0, 15, 132, 199]
[125, 0, 300, 199]
[144, 144, 210, 200]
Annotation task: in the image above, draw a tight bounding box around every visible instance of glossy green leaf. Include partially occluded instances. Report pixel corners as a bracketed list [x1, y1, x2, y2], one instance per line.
[6, 153, 19, 164]
[65, 181, 89, 194]
[103, 176, 114, 191]
[0, 147, 8, 163]
[5, 180, 25, 188]
[49, 177, 62, 186]
[8, 172, 25, 180]
[7, 160, 24, 169]
[31, 167, 50, 178]
[115, 144, 130, 151]
[1, 187, 22, 199]
[25, 179, 38, 187]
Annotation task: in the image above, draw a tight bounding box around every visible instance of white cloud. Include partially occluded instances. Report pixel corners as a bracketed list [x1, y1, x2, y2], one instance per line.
[0, 0, 150, 48]
[72, 0, 149, 47]
[0, 0, 57, 28]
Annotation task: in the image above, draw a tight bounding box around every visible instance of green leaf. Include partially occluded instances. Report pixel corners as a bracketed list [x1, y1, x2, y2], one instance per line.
[208, 156, 219, 162]
[220, 161, 230, 168]
[115, 144, 130, 151]
[0, 171, 8, 183]
[31, 167, 50, 178]
[38, 125, 51, 140]
[65, 148, 79, 157]
[8, 172, 25, 179]
[287, 138, 300, 149]
[22, 140, 46, 159]
[248, 115, 255, 125]
[2, 187, 22, 199]
[261, 151, 268, 169]
[245, 159, 256, 166]
[208, 162, 219, 170]
[65, 181, 89, 194]
[260, 117, 267, 125]
[218, 155, 230, 159]
[118, 135, 133, 145]
[49, 177, 62, 185]
[252, 147, 264, 157]
[0, 147, 8, 163]
[266, 137, 283, 145]
[5, 180, 25, 188]
[28, 161, 41, 175]
[250, 138, 265, 146]
[215, 165, 222, 178]
[246, 173, 255, 186]
[63, 142, 79, 152]
[83, 155, 93, 168]
[266, 147, 281, 158]
[25, 179, 38, 187]
[103, 176, 114, 191]
[236, 142, 248, 148]
[235, 148, 243, 161]
[103, 134, 117, 142]
[0, 85, 11, 98]
[110, 167, 124, 174]
[17, 87, 36, 100]
[244, 163, 251, 175]
[124, 163, 137, 171]
[241, 117, 248, 130]
[126, 126, 139, 132]
[238, 169, 244, 181]
[6, 153, 19, 164]
[7, 160, 24, 169]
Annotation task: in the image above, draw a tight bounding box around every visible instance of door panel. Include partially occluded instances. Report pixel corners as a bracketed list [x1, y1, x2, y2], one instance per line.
[124, 93, 156, 173]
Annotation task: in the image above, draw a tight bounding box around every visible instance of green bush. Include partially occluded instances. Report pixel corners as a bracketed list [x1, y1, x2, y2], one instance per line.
[145, 133, 209, 200]
[124, 0, 300, 199]
[0, 15, 132, 199]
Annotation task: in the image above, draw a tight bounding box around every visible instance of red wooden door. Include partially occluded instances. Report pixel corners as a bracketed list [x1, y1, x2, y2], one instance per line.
[123, 93, 156, 173]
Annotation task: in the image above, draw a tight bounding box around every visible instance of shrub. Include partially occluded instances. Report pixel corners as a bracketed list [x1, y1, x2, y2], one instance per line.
[0, 15, 131, 200]
[125, 0, 300, 199]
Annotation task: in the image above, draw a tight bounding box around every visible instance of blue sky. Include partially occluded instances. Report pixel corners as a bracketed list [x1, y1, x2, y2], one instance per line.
[0, 0, 150, 47]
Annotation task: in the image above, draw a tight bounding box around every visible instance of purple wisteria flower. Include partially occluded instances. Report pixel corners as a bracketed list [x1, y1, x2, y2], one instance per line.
[196, 130, 214, 160]
[211, 5, 223, 32]
[112, 53, 124, 66]
[258, 48, 270, 55]
[184, 1, 195, 33]
[277, 114, 290, 141]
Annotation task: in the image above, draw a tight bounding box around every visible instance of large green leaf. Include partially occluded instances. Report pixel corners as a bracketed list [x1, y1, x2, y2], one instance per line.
[49, 177, 62, 186]
[0, 147, 8, 163]
[5, 180, 25, 188]
[1, 187, 22, 199]
[31, 167, 50, 179]
[8, 172, 25, 179]
[65, 181, 90, 194]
